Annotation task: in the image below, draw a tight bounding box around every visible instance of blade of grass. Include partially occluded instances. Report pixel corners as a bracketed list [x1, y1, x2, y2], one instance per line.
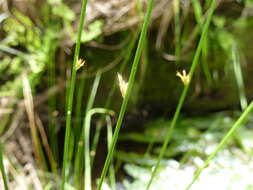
[22, 74, 48, 170]
[61, 0, 88, 188]
[75, 76, 86, 136]
[74, 71, 101, 188]
[73, 141, 84, 189]
[85, 72, 102, 113]
[232, 43, 248, 110]
[83, 108, 114, 190]
[106, 116, 116, 190]
[97, 0, 154, 189]
[185, 101, 253, 190]
[191, 0, 212, 83]
[89, 25, 140, 172]
[47, 35, 59, 171]
[89, 33, 140, 165]
[145, 0, 217, 189]
[0, 144, 8, 190]
[174, 0, 181, 63]
[192, 0, 202, 24]
[201, 34, 212, 84]
[105, 31, 140, 109]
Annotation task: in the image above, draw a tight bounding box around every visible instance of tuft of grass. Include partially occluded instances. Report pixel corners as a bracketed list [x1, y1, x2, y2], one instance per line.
[97, 0, 155, 189]
[185, 101, 253, 190]
[0, 144, 8, 190]
[145, 0, 217, 188]
[61, 0, 88, 188]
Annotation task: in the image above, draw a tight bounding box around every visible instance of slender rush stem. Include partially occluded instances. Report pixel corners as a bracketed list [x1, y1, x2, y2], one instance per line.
[185, 101, 253, 190]
[61, 0, 88, 189]
[106, 116, 116, 190]
[74, 72, 101, 188]
[0, 144, 8, 190]
[232, 43, 248, 110]
[83, 108, 114, 190]
[97, 0, 154, 189]
[174, 0, 181, 63]
[89, 33, 140, 165]
[145, 0, 217, 189]
[75, 76, 86, 136]
[47, 37, 58, 171]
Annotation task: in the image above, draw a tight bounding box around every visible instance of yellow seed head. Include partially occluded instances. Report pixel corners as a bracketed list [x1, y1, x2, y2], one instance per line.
[76, 58, 86, 71]
[117, 73, 128, 98]
[176, 70, 190, 85]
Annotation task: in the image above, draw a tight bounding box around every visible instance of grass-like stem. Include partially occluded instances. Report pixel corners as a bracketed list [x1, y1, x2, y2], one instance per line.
[83, 108, 114, 190]
[0, 144, 8, 190]
[97, 0, 154, 189]
[145, 0, 217, 188]
[61, 0, 88, 188]
[185, 101, 253, 190]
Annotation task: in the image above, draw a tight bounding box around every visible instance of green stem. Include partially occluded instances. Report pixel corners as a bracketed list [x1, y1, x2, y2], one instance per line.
[174, 0, 181, 63]
[145, 0, 217, 189]
[232, 43, 248, 110]
[106, 116, 116, 190]
[74, 72, 101, 188]
[97, 0, 154, 189]
[47, 36, 58, 172]
[0, 144, 8, 190]
[61, 0, 88, 188]
[83, 108, 114, 190]
[75, 76, 86, 137]
[185, 101, 253, 190]
[105, 32, 140, 109]
[89, 33, 140, 166]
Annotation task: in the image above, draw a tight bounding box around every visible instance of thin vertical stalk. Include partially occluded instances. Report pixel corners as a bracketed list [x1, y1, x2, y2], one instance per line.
[61, 0, 88, 188]
[97, 0, 154, 189]
[75, 76, 86, 136]
[185, 101, 253, 190]
[105, 32, 140, 109]
[0, 144, 8, 190]
[106, 116, 116, 190]
[47, 38, 59, 171]
[201, 35, 212, 83]
[139, 36, 149, 91]
[192, 0, 212, 83]
[145, 0, 217, 189]
[22, 74, 48, 170]
[83, 108, 114, 190]
[85, 72, 101, 113]
[174, 0, 181, 63]
[73, 141, 84, 189]
[89, 33, 140, 165]
[232, 44, 248, 110]
[74, 71, 101, 188]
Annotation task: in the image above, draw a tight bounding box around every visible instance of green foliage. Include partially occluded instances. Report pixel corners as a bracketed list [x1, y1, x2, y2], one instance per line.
[51, 3, 76, 21]
[121, 111, 253, 190]
[1, 0, 253, 189]
[0, 144, 8, 190]
[97, 0, 154, 189]
[81, 20, 104, 43]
